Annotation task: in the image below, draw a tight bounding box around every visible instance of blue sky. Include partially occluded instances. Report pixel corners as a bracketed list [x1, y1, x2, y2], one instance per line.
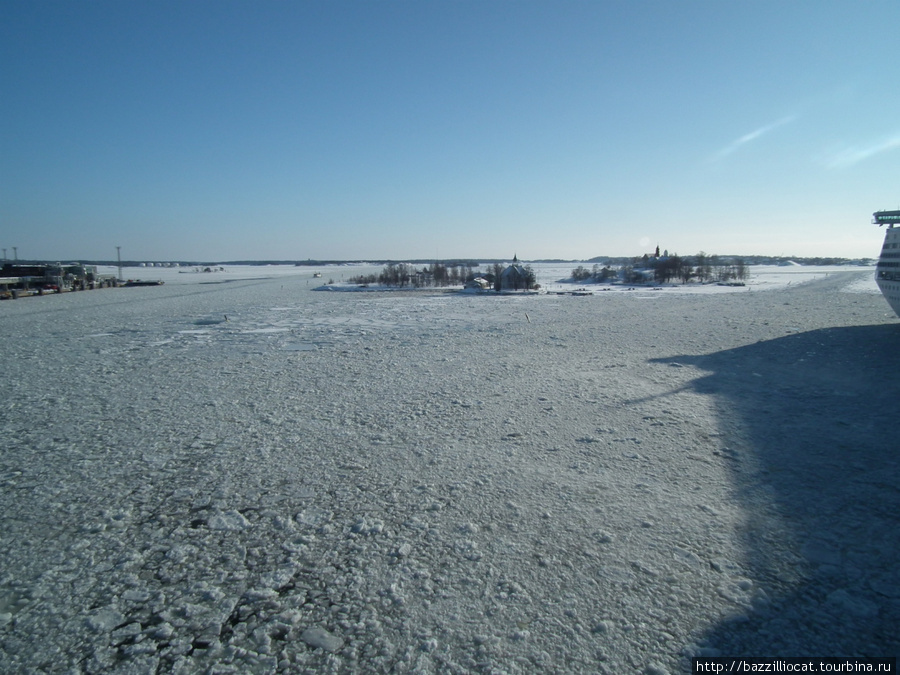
[2, 1, 898, 262]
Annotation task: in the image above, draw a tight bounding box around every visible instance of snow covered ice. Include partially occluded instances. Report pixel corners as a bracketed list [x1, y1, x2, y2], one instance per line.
[1, 264, 898, 673]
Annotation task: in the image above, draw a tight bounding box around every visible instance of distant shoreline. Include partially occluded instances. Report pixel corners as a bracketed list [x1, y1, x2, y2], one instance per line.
[3, 255, 877, 269]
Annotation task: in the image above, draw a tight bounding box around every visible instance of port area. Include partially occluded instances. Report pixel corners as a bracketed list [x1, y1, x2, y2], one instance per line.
[0, 263, 120, 300]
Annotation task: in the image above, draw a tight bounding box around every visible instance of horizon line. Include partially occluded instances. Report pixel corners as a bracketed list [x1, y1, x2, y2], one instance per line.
[3, 254, 877, 266]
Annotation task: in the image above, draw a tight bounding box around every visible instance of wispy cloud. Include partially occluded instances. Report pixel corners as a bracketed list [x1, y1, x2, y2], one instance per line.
[824, 134, 900, 169]
[711, 115, 798, 162]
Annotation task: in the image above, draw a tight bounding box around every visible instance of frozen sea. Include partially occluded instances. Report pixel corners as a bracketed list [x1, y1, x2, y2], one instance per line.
[1, 263, 897, 673]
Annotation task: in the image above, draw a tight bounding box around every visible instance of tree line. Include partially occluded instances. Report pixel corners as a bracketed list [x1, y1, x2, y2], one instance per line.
[571, 252, 750, 285]
[348, 263, 476, 288]
[348, 262, 537, 290]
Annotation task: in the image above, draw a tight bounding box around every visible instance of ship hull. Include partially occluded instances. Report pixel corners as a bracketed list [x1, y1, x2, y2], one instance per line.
[876, 214, 900, 318]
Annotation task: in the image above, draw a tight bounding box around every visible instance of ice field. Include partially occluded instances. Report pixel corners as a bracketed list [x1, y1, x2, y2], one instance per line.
[1, 264, 897, 673]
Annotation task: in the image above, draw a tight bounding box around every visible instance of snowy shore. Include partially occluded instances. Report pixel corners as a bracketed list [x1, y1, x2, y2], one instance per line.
[1, 265, 897, 673]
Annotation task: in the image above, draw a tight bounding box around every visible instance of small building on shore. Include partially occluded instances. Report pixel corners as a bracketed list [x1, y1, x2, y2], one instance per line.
[499, 255, 534, 291]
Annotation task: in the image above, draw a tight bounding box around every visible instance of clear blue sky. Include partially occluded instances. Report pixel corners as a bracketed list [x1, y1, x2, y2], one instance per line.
[2, 1, 898, 262]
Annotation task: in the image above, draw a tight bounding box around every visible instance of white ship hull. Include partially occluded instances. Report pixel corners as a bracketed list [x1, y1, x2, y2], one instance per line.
[875, 210, 900, 318]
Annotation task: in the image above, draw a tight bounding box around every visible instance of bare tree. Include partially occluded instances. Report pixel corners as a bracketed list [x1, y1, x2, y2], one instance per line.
[572, 265, 591, 281]
[679, 257, 693, 284]
[523, 265, 536, 289]
[695, 252, 710, 282]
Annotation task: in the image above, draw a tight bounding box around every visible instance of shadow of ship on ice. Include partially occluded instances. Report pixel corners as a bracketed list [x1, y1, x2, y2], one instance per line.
[653, 324, 900, 659]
